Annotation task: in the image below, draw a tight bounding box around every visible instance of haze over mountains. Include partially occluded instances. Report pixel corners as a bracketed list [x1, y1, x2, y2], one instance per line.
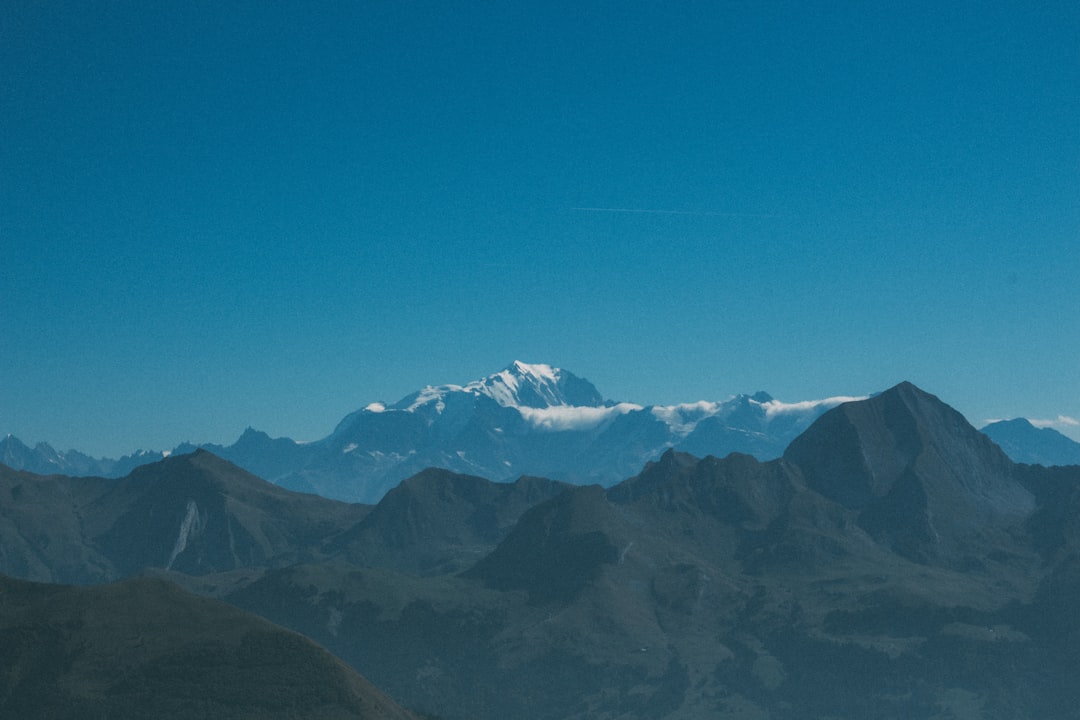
[0, 435, 168, 479]
[9, 362, 1076, 503]
[3, 382, 1080, 718]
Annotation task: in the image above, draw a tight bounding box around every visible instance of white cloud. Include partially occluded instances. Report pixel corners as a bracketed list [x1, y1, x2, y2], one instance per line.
[518, 403, 642, 432]
[758, 396, 866, 418]
[650, 401, 723, 435]
[1029, 415, 1080, 429]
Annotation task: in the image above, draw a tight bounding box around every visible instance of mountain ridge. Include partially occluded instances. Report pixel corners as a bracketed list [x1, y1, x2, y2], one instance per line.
[981, 417, 1080, 466]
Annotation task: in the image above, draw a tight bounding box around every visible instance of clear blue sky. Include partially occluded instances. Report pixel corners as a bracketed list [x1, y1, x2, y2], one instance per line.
[3, 1, 1078, 456]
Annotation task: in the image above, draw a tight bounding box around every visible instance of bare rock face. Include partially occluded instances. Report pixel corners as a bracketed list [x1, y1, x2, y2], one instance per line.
[785, 381, 1034, 563]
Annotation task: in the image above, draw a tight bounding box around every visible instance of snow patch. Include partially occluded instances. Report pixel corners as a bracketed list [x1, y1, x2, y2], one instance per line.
[364, 402, 386, 413]
[165, 500, 200, 571]
[511, 360, 560, 383]
[405, 385, 455, 412]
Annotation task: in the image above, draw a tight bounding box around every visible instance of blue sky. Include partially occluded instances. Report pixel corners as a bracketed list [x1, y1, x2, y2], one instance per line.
[2, 1, 1078, 456]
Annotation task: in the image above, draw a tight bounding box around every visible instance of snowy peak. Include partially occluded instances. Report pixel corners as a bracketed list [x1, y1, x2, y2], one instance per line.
[477, 361, 605, 409]
[391, 361, 605, 413]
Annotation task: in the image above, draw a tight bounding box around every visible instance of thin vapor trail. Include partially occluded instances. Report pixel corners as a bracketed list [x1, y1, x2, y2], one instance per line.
[570, 206, 775, 218]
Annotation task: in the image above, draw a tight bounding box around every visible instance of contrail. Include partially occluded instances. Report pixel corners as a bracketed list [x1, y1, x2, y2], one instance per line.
[569, 207, 775, 218]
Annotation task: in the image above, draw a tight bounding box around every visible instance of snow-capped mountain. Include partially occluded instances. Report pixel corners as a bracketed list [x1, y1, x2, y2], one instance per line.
[329, 361, 609, 442]
[402, 360, 607, 410]
[209, 362, 865, 502]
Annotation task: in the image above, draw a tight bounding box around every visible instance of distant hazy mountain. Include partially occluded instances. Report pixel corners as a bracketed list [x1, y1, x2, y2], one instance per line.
[981, 417, 1080, 466]
[0, 433, 165, 478]
[5, 382, 1080, 718]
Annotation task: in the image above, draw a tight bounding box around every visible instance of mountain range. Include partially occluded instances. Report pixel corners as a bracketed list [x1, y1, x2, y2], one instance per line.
[3, 381, 1080, 718]
[0, 434, 167, 479]
[25, 360, 1080, 503]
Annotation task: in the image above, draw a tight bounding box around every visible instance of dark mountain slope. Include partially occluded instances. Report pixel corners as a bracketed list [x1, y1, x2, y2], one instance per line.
[0, 452, 566, 586]
[330, 468, 569, 574]
[1015, 462, 1080, 563]
[88, 450, 371, 577]
[608, 449, 882, 577]
[0, 451, 371, 584]
[609, 450, 796, 528]
[0, 465, 114, 583]
[784, 381, 1035, 563]
[464, 483, 623, 604]
[0, 573, 419, 720]
[228, 453, 1064, 719]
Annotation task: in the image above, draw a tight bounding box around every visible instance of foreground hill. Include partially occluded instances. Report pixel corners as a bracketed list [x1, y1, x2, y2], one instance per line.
[0, 573, 419, 720]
